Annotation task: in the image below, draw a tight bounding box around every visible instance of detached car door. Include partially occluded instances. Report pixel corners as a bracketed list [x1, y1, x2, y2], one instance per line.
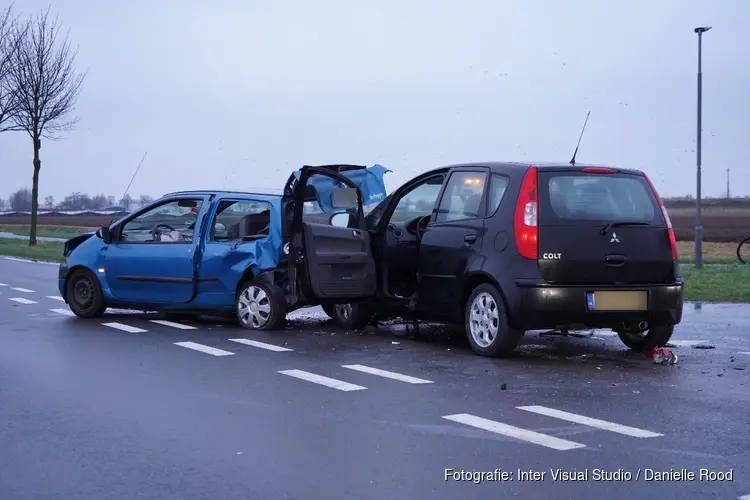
[285, 167, 377, 303]
[104, 196, 208, 303]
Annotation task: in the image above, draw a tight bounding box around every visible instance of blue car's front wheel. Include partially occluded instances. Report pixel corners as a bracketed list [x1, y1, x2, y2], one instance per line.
[65, 268, 107, 318]
[236, 280, 286, 330]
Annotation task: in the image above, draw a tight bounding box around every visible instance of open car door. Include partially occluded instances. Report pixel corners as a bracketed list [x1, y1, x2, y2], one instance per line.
[283, 165, 378, 306]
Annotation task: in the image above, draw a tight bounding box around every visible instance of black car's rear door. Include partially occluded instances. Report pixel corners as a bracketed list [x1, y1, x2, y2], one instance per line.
[417, 167, 490, 316]
[286, 167, 377, 302]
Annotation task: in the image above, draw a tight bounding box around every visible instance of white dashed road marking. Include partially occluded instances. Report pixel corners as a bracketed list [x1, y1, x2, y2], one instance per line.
[229, 338, 293, 352]
[174, 341, 235, 356]
[11, 287, 34, 293]
[9, 297, 37, 305]
[102, 322, 148, 333]
[517, 405, 663, 438]
[342, 364, 433, 384]
[46, 296, 65, 302]
[738, 495, 750, 500]
[442, 413, 586, 451]
[50, 308, 75, 316]
[739, 352, 750, 356]
[149, 319, 197, 330]
[278, 369, 367, 392]
[0, 282, 8, 286]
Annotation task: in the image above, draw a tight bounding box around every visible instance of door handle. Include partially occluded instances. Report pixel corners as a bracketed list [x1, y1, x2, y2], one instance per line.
[605, 254, 626, 266]
[464, 234, 477, 244]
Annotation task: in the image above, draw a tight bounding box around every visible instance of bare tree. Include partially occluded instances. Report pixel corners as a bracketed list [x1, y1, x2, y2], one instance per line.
[0, 4, 25, 131]
[8, 8, 85, 245]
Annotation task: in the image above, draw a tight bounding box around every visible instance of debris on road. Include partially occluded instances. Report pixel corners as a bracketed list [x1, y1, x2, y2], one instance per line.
[500, 383, 507, 390]
[649, 346, 678, 365]
[692, 344, 715, 349]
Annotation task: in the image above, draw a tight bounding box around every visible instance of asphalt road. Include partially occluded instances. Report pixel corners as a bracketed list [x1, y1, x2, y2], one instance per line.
[1, 256, 749, 500]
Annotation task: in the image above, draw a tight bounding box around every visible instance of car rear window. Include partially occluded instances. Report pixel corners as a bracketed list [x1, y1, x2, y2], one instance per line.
[545, 174, 657, 222]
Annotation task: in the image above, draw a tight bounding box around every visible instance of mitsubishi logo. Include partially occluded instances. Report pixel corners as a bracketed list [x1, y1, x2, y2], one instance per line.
[610, 232, 620, 243]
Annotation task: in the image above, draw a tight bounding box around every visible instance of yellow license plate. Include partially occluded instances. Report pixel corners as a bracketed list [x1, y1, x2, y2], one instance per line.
[589, 291, 647, 311]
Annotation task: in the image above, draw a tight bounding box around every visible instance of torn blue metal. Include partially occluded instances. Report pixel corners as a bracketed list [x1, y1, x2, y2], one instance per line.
[292, 164, 391, 212]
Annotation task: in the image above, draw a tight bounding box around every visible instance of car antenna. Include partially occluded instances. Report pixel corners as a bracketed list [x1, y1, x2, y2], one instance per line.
[118, 152, 148, 210]
[569, 111, 590, 166]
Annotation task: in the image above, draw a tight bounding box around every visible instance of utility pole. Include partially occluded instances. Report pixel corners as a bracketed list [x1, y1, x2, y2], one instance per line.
[726, 168, 730, 198]
[694, 26, 711, 268]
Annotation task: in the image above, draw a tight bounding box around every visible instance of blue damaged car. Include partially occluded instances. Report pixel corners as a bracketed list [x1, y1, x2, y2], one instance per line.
[58, 164, 389, 329]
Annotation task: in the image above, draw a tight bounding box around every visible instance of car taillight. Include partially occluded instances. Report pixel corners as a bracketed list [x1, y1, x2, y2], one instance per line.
[644, 174, 678, 261]
[514, 166, 538, 259]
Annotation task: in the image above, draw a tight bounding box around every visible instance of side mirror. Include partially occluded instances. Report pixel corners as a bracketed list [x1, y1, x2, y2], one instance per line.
[99, 226, 112, 244]
[330, 212, 353, 228]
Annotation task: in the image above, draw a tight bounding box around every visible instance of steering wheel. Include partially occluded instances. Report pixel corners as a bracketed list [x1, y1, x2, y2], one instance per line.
[415, 215, 431, 240]
[151, 223, 175, 241]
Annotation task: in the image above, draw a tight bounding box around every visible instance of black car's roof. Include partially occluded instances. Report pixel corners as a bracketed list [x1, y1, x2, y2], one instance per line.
[424, 161, 645, 176]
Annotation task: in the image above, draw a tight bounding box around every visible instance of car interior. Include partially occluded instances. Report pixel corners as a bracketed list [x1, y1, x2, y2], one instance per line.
[376, 173, 446, 299]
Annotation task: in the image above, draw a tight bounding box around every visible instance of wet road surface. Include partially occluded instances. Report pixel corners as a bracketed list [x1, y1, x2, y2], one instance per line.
[1, 257, 749, 500]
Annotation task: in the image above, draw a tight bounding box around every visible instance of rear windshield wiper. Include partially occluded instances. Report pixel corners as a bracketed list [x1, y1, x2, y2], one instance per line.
[600, 221, 650, 235]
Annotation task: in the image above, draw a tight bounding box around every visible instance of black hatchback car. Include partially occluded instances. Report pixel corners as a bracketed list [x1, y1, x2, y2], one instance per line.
[321, 161, 684, 357]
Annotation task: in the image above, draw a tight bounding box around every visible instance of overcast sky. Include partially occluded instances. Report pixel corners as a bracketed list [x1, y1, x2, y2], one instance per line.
[1, 0, 747, 202]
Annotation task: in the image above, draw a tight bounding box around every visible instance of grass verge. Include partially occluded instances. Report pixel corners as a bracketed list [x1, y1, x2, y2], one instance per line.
[680, 264, 750, 302]
[0, 239, 65, 263]
[0, 224, 91, 239]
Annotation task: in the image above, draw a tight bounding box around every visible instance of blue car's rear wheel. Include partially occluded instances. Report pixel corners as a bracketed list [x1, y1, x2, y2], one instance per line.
[236, 280, 286, 330]
[65, 268, 107, 318]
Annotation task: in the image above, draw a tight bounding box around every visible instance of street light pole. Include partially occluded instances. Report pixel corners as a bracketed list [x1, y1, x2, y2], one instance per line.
[694, 26, 711, 268]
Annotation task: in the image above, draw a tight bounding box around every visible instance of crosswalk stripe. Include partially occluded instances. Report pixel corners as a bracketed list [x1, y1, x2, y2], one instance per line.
[9, 297, 36, 304]
[46, 296, 65, 302]
[102, 322, 148, 333]
[149, 319, 197, 330]
[50, 308, 75, 316]
[229, 338, 293, 352]
[517, 405, 663, 438]
[443, 413, 585, 451]
[174, 341, 235, 356]
[278, 369, 367, 391]
[11, 287, 34, 293]
[342, 364, 433, 384]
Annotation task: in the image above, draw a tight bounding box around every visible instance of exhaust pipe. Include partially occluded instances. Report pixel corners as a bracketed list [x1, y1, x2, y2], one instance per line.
[638, 321, 648, 330]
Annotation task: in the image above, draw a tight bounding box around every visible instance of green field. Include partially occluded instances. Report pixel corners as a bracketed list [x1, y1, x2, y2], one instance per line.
[0, 224, 90, 239]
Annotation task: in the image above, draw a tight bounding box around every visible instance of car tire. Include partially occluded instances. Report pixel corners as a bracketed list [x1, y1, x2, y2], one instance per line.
[616, 325, 674, 352]
[236, 280, 287, 330]
[325, 303, 372, 330]
[65, 268, 107, 318]
[464, 283, 523, 357]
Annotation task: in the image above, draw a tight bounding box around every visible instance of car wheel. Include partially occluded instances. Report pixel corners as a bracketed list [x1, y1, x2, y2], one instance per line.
[326, 303, 372, 330]
[65, 268, 107, 318]
[236, 280, 286, 330]
[616, 325, 674, 352]
[465, 283, 523, 357]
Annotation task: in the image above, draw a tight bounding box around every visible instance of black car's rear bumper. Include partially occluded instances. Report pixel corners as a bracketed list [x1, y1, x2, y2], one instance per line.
[510, 279, 684, 330]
